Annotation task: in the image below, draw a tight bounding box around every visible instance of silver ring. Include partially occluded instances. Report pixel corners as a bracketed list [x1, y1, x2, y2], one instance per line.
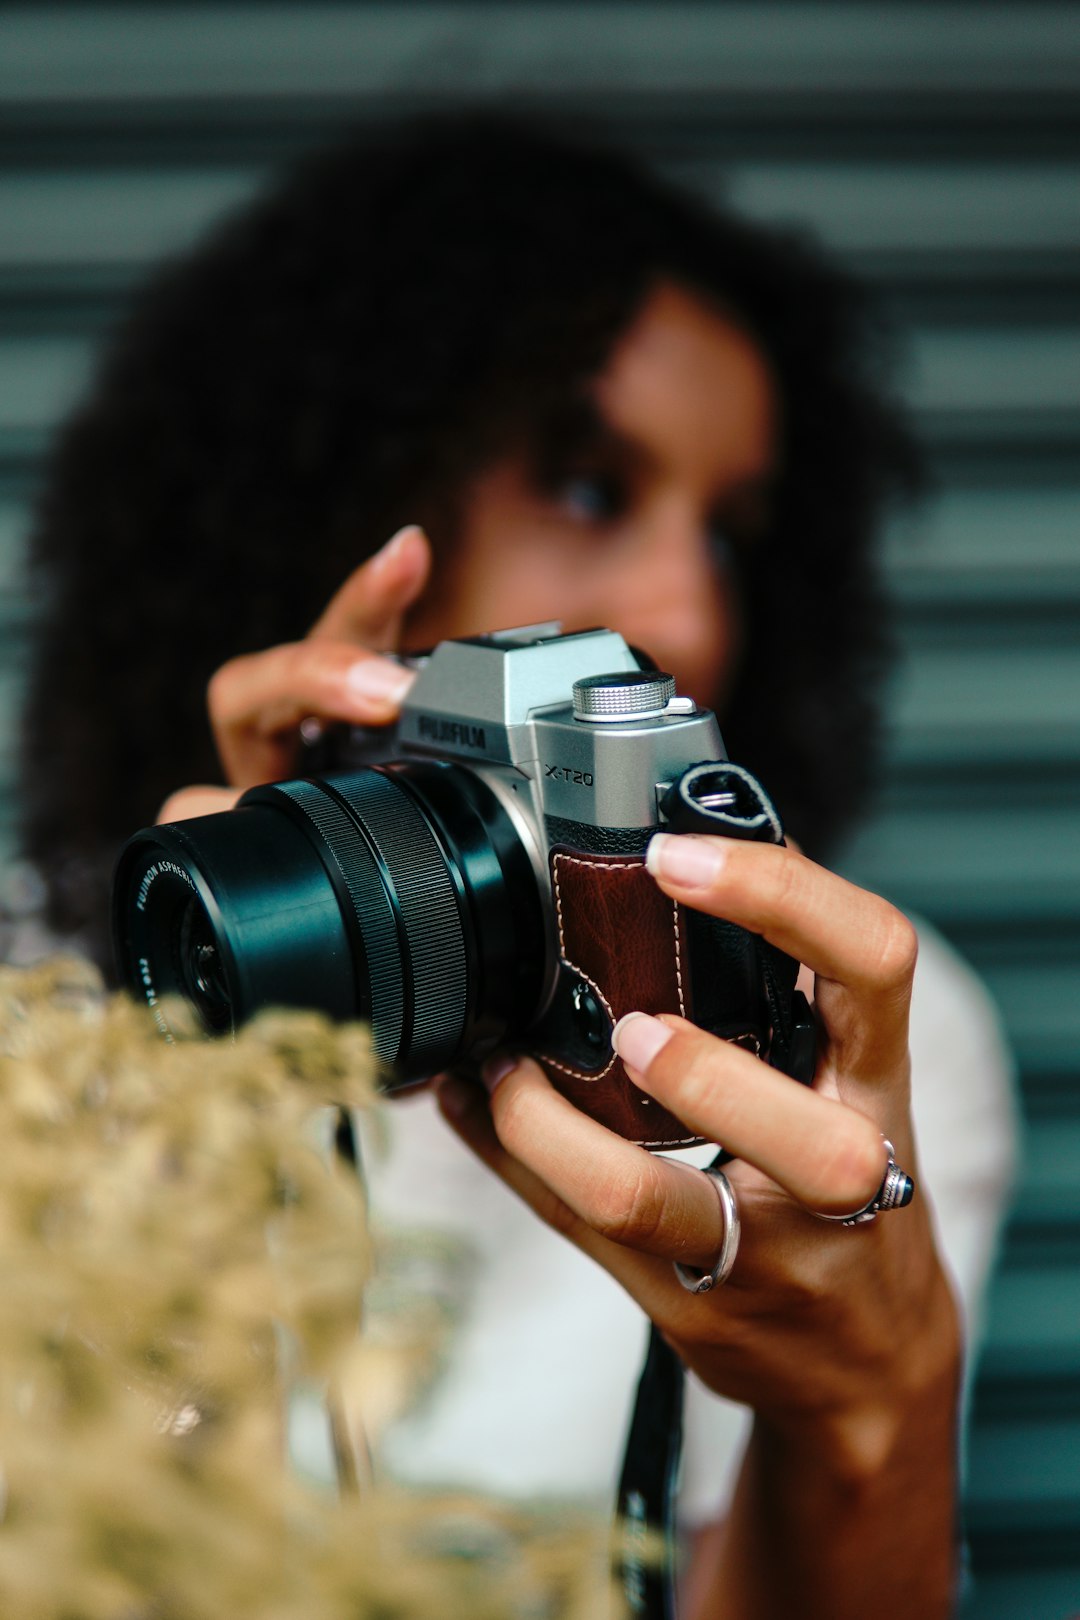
[816, 1139, 915, 1227]
[674, 1168, 741, 1293]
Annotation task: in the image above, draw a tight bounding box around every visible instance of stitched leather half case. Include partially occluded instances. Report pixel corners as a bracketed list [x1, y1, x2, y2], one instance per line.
[531, 849, 701, 1148]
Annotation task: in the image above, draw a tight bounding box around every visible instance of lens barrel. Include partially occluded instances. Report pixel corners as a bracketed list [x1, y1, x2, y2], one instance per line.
[112, 762, 547, 1081]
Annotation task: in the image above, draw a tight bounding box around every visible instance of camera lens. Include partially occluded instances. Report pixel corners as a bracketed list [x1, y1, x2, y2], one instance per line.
[178, 894, 233, 1033]
[112, 763, 547, 1082]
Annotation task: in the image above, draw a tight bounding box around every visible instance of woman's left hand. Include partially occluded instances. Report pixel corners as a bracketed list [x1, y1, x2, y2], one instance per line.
[437, 831, 961, 1618]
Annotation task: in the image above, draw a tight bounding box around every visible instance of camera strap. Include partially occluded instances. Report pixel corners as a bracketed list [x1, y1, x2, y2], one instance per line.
[614, 1323, 685, 1619]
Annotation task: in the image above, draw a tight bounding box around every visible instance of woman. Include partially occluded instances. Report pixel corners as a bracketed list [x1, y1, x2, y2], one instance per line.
[18, 112, 1014, 1615]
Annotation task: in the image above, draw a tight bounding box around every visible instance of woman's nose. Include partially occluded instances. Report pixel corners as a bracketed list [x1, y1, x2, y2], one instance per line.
[606, 510, 738, 705]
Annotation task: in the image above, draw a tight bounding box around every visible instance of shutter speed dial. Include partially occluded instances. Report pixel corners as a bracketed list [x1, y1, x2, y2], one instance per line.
[572, 671, 694, 723]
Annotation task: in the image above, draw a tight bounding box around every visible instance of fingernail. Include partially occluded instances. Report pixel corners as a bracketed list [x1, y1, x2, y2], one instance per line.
[345, 658, 415, 704]
[370, 524, 424, 573]
[646, 832, 727, 891]
[611, 1012, 674, 1072]
[481, 1054, 519, 1093]
[437, 1074, 483, 1121]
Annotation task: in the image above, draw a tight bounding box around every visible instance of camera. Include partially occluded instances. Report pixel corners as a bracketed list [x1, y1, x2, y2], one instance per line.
[112, 625, 811, 1149]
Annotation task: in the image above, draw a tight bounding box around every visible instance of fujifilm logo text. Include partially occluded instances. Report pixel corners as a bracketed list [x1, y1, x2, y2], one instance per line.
[417, 714, 487, 750]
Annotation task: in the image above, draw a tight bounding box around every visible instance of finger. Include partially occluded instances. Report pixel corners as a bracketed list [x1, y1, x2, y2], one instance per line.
[208, 641, 415, 786]
[438, 1074, 800, 1359]
[645, 833, 917, 1067]
[158, 784, 241, 822]
[437, 1072, 604, 1249]
[456, 1057, 744, 1269]
[309, 525, 432, 650]
[646, 834, 916, 996]
[436, 1072, 686, 1294]
[612, 1013, 888, 1216]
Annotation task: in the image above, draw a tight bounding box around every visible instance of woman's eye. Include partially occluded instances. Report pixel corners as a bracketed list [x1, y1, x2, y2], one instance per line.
[555, 473, 626, 525]
[706, 519, 736, 569]
[708, 510, 766, 573]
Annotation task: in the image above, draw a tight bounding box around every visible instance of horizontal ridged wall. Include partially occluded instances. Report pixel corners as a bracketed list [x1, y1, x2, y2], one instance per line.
[1, 7, 1077, 1612]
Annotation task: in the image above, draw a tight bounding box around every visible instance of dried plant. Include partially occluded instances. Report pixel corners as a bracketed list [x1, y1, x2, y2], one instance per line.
[0, 959, 618, 1619]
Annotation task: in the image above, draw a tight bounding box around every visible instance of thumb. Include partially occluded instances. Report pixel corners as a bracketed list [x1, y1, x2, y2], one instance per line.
[310, 524, 432, 651]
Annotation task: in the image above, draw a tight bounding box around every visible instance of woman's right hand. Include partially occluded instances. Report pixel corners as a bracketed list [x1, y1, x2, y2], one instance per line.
[158, 524, 431, 822]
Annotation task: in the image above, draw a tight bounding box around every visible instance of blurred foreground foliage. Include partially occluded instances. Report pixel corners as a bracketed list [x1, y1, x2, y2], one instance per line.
[0, 960, 616, 1620]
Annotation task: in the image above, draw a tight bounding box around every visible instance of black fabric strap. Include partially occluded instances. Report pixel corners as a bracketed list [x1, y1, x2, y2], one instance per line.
[614, 1323, 685, 1620]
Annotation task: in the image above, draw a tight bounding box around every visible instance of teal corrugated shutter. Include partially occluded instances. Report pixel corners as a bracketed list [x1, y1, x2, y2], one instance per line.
[1, 7, 1077, 1612]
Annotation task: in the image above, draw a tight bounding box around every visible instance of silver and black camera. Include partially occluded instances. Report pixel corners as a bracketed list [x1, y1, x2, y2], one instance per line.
[113, 626, 811, 1148]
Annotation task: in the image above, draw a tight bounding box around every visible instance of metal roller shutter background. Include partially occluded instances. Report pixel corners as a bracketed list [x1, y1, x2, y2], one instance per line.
[1, 6, 1077, 1613]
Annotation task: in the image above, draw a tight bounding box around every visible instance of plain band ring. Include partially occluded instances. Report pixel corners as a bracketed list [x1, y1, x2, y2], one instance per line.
[674, 1168, 741, 1293]
[816, 1138, 916, 1227]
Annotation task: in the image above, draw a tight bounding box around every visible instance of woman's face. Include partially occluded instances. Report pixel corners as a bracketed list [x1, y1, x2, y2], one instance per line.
[405, 281, 778, 709]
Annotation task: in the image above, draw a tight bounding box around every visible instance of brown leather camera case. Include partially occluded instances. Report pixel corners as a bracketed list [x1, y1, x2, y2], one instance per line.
[532, 849, 702, 1149]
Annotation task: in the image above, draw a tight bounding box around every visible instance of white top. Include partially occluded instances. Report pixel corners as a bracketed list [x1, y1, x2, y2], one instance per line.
[359, 919, 1020, 1521]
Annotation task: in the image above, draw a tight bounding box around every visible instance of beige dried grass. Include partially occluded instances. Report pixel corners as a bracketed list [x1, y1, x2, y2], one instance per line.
[0, 959, 619, 1619]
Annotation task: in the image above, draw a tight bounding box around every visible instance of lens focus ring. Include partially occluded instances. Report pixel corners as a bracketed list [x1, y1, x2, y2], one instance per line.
[327, 771, 470, 1070]
[273, 780, 405, 1062]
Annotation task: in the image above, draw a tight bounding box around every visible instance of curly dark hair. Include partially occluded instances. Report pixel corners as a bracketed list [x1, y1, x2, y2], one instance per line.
[20, 110, 916, 969]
